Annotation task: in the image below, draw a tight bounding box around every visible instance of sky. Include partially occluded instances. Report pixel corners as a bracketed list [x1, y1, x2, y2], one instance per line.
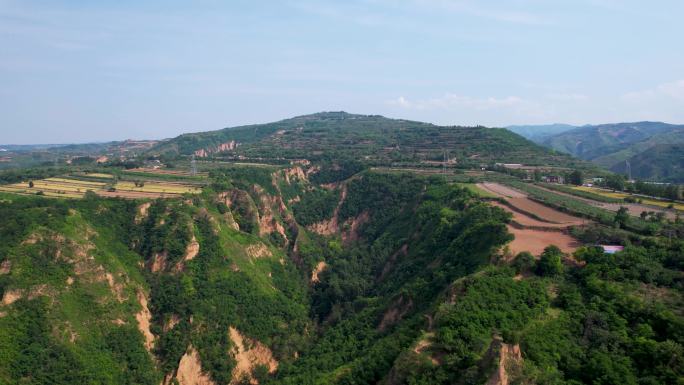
[1, 0, 684, 144]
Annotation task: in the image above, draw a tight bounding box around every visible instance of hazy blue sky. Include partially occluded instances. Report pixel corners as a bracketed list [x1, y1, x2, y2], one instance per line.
[2, 0, 683, 144]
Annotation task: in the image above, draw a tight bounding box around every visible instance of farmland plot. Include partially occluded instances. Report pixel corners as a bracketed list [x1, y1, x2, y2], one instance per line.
[482, 182, 584, 256]
[0, 174, 202, 200]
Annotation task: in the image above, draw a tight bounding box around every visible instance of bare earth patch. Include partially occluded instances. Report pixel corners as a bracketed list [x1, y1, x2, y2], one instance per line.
[506, 225, 580, 256]
[175, 345, 216, 385]
[229, 326, 278, 384]
[246, 243, 272, 260]
[185, 236, 200, 261]
[378, 296, 413, 332]
[311, 261, 327, 283]
[148, 251, 168, 273]
[135, 290, 155, 352]
[483, 183, 584, 256]
[135, 202, 151, 224]
[2, 289, 22, 305]
[507, 197, 585, 225]
[309, 184, 348, 236]
[486, 340, 523, 385]
[0, 260, 11, 274]
[478, 183, 526, 198]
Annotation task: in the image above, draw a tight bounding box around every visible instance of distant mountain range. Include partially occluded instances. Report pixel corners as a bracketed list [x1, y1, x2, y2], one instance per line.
[506, 124, 578, 142]
[508, 121, 684, 182]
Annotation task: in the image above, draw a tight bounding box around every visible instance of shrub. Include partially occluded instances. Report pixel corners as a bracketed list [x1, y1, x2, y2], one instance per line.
[536, 246, 563, 277]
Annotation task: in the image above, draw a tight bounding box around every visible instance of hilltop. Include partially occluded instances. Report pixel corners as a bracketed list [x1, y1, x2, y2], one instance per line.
[147, 112, 582, 168]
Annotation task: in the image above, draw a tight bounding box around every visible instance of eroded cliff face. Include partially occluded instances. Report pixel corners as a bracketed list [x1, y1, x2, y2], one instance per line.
[173, 346, 216, 385]
[485, 340, 523, 385]
[229, 327, 278, 384]
[194, 140, 240, 158]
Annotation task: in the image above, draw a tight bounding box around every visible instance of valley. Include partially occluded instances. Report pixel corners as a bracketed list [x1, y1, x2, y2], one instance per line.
[4, 1, 684, 383]
[0, 114, 682, 385]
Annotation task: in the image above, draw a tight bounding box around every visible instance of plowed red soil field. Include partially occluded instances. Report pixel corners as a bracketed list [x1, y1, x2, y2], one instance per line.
[483, 183, 585, 256]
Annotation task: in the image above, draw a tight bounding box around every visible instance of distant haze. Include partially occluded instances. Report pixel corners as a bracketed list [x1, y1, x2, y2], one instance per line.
[1, 0, 684, 144]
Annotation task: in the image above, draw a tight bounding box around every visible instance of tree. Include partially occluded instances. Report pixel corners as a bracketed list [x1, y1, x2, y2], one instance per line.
[568, 170, 583, 186]
[665, 184, 680, 200]
[614, 206, 629, 229]
[533, 170, 542, 182]
[512, 252, 535, 274]
[536, 245, 563, 276]
[605, 174, 625, 191]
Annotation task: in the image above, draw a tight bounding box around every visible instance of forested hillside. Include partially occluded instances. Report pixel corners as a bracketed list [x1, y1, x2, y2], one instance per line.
[518, 121, 684, 182]
[1, 163, 682, 385]
[148, 112, 581, 168]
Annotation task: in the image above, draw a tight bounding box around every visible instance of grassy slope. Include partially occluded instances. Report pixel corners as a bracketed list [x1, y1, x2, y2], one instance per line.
[0, 195, 158, 385]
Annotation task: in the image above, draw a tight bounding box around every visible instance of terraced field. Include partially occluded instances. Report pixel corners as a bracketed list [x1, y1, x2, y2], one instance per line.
[0, 177, 107, 198]
[530, 184, 680, 220]
[83, 172, 115, 179]
[480, 182, 583, 256]
[0, 174, 202, 199]
[124, 167, 209, 178]
[573, 186, 684, 211]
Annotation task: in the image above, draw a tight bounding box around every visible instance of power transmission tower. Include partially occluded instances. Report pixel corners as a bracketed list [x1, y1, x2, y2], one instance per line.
[625, 160, 632, 180]
[442, 149, 450, 181]
[191, 155, 197, 176]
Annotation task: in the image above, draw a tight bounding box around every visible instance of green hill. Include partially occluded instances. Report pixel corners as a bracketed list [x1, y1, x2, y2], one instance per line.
[526, 121, 684, 181]
[148, 112, 582, 168]
[610, 143, 684, 182]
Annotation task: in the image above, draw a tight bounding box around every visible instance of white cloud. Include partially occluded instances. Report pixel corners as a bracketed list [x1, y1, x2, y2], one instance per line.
[546, 92, 588, 101]
[409, 0, 554, 26]
[622, 80, 684, 102]
[388, 93, 531, 111]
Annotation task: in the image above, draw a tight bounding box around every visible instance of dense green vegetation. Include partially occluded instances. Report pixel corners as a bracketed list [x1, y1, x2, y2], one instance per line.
[292, 188, 340, 226]
[1, 159, 682, 385]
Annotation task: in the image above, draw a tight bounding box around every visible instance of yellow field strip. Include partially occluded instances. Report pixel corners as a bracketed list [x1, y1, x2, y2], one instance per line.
[115, 181, 201, 194]
[1, 176, 202, 199]
[45, 177, 107, 186]
[82, 173, 114, 178]
[11, 182, 98, 193]
[0, 186, 83, 199]
[573, 186, 684, 211]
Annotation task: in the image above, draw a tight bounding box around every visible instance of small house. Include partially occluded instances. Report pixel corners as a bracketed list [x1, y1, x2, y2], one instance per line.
[599, 245, 624, 254]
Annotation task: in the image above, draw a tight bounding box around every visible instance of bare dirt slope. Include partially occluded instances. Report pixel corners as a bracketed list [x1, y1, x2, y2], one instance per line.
[478, 183, 526, 198]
